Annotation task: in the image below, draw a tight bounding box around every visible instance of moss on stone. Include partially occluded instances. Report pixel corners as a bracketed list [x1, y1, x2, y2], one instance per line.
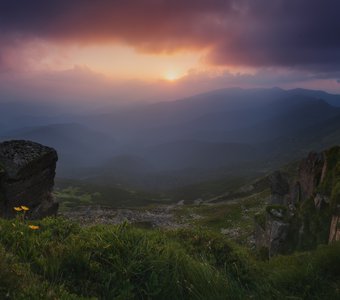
[318, 147, 340, 194]
[296, 197, 332, 251]
[314, 146, 340, 212]
[254, 211, 266, 230]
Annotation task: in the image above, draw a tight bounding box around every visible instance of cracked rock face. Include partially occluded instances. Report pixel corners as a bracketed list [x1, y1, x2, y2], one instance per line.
[0, 140, 58, 219]
[298, 151, 325, 201]
[267, 218, 290, 257]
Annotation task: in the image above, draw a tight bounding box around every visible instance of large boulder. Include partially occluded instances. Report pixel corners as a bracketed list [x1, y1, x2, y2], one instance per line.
[0, 140, 58, 219]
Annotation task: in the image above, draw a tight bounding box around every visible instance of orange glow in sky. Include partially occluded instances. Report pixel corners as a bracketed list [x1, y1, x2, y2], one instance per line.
[44, 43, 203, 81]
[163, 69, 183, 81]
[1, 1, 339, 95]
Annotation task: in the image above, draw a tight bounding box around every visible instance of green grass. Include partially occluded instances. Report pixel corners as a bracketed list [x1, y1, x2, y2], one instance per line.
[55, 178, 167, 209]
[54, 186, 98, 211]
[0, 218, 229, 299]
[175, 190, 269, 244]
[168, 176, 250, 202]
[0, 244, 83, 299]
[263, 243, 340, 299]
[1, 216, 338, 299]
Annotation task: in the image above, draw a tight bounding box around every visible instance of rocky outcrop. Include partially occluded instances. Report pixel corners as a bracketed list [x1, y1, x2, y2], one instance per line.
[269, 171, 289, 205]
[290, 182, 301, 205]
[0, 140, 58, 219]
[329, 210, 340, 243]
[253, 171, 292, 256]
[254, 205, 291, 257]
[266, 217, 290, 257]
[298, 151, 325, 201]
[255, 146, 340, 256]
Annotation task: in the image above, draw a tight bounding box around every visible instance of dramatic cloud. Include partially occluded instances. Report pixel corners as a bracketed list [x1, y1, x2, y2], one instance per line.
[1, 0, 339, 71]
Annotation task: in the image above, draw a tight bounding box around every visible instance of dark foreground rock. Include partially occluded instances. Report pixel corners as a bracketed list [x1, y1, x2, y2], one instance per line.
[0, 140, 58, 219]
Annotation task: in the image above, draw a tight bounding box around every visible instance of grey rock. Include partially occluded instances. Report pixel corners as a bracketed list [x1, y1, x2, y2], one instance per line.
[267, 219, 290, 257]
[254, 212, 290, 256]
[290, 182, 301, 205]
[329, 206, 340, 243]
[314, 193, 330, 210]
[237, 184, 254, 193]
[193, 198, 203, 205]
[254, 222, 267, 250]
[177, 200, 185, 206]
[267, 207, 285, 219]
[0, 140, 58, 219]
[298, 152, 325, 201]
[269, 171, 289, 205]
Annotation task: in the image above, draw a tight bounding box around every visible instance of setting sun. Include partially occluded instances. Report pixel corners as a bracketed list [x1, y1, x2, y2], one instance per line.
[163, 70, 182, 81]
[0, 1, 339, 299]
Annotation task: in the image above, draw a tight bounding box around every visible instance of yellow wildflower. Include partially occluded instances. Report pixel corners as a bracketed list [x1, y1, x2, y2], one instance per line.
[21, 205, 29, 211]
[13, 207, 23, 212]
[28, 225, 40, 230]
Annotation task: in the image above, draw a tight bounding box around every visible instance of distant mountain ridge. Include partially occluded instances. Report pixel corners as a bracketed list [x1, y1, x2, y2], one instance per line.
[0, 123, 115, 173]
[1, 87, 340, 189]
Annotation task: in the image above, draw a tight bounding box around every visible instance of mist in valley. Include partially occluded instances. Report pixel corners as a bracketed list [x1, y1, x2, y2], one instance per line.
[2, 87, 340, 193]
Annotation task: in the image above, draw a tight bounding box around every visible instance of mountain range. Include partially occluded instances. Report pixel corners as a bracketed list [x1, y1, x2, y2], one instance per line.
[1, 87, 340, 189]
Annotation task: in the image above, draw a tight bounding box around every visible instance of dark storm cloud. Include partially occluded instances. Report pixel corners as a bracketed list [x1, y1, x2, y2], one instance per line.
[0, 0, 339, 70]
[207, 0, 340, 69]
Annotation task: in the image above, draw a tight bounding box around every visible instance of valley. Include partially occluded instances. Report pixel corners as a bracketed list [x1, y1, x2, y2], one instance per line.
[2, 2, 340, 298]
[1, 89, 340, 299]
[3, 87, 340, 190]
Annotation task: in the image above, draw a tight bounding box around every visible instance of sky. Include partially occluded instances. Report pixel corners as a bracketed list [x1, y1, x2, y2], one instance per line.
[1, 0, 340, 106]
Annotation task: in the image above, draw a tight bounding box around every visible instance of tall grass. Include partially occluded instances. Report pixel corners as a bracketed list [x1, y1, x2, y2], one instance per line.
[0, 217, 339, 299]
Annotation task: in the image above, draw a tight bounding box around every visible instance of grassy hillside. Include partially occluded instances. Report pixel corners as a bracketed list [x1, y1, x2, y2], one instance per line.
[55, 178, 165, 210]
[0, 217, 339, 299]
[174, 189, 270, 245]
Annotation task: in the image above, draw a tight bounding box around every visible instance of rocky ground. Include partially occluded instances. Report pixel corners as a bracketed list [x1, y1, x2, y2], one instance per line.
[60, 204, 186, 228]
[60, 192, 266, 251]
